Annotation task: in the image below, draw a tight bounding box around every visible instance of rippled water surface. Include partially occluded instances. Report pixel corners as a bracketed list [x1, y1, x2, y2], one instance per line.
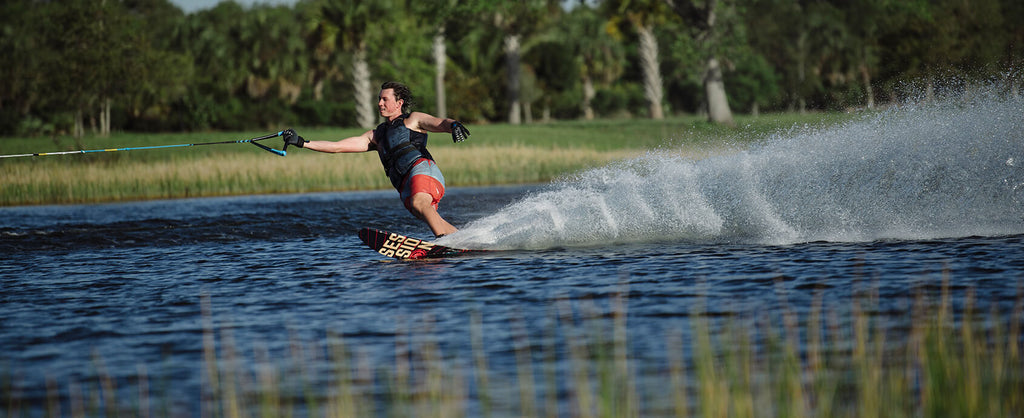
[3, 87, 1024, 415]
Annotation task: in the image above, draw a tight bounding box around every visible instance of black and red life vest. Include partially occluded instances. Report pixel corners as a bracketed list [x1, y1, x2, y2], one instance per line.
[373, 113, 434, 189]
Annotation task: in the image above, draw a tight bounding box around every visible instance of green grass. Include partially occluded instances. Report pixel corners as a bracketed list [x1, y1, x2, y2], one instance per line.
[0, 113, 863, 206]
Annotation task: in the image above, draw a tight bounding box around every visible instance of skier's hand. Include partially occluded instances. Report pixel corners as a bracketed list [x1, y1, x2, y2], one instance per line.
[282, 129, 307, 148]
[451, 121, 470, 143]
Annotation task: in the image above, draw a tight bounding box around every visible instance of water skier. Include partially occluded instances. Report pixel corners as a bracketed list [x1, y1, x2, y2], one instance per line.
[282, 81, 470, 237]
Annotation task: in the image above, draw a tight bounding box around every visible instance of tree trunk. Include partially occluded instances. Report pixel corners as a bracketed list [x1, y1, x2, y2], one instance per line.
[102, 98, 111, 137]
[312, 78, 325, 101]
[582, 74, 595, 120]
[433, 28, 447, 119]
[637, 24, 664, 120]
[860, 62, 874, 109]
[796, 30, 808, 113]
[504, 34, 522, 125]
[73, 108, 84, 139]
[353, 48, 375, 129]
[704, 56, 734, 125]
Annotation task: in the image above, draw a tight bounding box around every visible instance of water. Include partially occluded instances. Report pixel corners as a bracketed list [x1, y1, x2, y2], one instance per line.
[2, 85, 1023, 415]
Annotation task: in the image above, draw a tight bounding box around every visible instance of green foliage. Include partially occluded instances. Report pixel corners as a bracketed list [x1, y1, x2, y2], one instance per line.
[293, 96, 355, 127]
[593, 84, 647, 118]
[0, 0, 1020, 136]
[725, 52, 782, 112]
[445, 67, 495, 122]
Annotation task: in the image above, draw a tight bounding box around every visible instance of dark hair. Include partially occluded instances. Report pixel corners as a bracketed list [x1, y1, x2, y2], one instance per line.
[381, 81, 414, 114]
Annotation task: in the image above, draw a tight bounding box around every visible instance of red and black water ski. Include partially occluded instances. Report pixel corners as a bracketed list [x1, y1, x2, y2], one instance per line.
[358, 227, 487, 260]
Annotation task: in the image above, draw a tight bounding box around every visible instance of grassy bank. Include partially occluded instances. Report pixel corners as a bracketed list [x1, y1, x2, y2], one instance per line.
[5, 284, 1021, 417]
[0, 113, 859, 206]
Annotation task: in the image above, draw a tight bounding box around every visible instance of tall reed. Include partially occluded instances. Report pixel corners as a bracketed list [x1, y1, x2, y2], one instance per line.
[4, 283, 1021, 417]
[0, 146, 640, 205]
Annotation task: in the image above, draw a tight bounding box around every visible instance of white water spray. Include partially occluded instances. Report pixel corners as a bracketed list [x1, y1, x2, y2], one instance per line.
[444, 83, 1024, 250]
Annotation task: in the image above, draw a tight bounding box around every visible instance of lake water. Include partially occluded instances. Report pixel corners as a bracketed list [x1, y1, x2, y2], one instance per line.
[2, 86, 1023, 415]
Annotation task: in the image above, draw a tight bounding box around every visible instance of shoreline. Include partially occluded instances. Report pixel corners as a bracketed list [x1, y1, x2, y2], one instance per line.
[0, 113, 860, 206]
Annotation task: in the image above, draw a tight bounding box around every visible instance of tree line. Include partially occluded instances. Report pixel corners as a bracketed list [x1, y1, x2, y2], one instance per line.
[1, 0, 1021, 138]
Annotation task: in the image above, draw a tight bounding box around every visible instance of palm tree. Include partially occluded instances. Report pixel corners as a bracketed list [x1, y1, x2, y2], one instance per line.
[606, 0, 669, 119]
[319, 0, 389, 128]
[564, 5, 624, 120]
[843, 0, 889, 109]
[174, 2, 250, 100]
[303, 1, 341, 102]
[489, 0, 556, 125]
[665, 0, 734, 124]
[420, 0, 462, 119]
[237, 5, 308, 105]
[433, 27, 448, 118]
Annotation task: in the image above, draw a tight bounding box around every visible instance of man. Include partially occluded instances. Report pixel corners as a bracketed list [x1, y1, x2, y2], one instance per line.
[282, 81, 470, 237]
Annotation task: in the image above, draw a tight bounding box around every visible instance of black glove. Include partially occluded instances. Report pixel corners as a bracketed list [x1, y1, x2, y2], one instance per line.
[282, 128, 307, 148]
[451, 121, 470, 143]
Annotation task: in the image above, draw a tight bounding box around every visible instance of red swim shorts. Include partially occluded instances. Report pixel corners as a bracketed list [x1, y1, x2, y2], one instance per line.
[399, 158, 446, 211]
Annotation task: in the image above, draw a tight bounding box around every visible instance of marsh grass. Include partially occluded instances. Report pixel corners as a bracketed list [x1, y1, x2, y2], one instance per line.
[6, 282, 1022, 417]
[0, 113, 860, 205]
[0, 146, 642, 205]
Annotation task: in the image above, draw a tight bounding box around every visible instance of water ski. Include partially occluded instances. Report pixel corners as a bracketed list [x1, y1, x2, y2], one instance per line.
[358, 227, 485, 260]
